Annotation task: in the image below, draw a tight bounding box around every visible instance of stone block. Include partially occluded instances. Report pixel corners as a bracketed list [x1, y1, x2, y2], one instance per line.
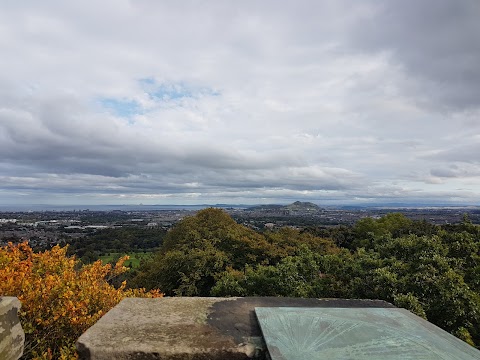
[76, 297, 392, 360]
[0, 297, 25, 360]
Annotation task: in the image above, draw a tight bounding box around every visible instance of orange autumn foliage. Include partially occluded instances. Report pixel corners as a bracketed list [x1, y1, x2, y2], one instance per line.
[0, 242, 162, 359]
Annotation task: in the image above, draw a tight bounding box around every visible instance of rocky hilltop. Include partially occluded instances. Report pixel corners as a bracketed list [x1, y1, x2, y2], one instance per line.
[284, 201, 320, 212]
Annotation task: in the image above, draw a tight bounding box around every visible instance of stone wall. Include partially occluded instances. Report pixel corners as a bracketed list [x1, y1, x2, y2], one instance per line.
[0, 297, 25, 360]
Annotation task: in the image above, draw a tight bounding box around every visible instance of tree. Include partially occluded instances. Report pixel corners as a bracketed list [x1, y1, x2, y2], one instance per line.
[0, 242, 162, 359]
[352, 213, 413, 248]
[134, 208, 339, 296]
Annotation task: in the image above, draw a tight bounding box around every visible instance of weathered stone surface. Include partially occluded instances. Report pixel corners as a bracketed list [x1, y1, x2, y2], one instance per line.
[0, 297, 25, 360]
[76, 297, 393, 360]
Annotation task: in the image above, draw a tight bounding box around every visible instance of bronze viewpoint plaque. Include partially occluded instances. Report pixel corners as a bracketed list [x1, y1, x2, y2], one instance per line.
[255, 307, 480, 360]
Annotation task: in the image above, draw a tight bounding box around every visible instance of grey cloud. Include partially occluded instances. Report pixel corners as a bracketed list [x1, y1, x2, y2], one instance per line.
[430, 168, 458, 178]
[430, 163, 480, 179]
[0, 90, 315, 181]
[423, 143, 480, 164]
[349, 0, 480, 110]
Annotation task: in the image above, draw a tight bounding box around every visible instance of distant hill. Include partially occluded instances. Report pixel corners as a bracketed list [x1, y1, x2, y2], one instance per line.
[284, 201, 320, 212]
[247, 201, 320, 212]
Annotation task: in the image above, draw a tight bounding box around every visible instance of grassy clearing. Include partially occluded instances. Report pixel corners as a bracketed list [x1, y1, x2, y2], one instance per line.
[99, 252, 152, 268]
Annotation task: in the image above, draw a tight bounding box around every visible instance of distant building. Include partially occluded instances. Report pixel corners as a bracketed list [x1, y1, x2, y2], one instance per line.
[0, 219, 17, 223]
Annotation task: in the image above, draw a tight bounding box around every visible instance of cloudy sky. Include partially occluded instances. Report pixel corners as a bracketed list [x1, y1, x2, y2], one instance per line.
[1, 0, 480, 206]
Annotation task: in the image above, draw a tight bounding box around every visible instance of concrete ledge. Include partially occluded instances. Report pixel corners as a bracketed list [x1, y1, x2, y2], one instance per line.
[0, 297, 25, 360]
[76, 297, 393, 360]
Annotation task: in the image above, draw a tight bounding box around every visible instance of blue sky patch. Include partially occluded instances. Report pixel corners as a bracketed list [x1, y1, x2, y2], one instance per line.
[99, 98, 143, 118]
[97, 79, 219, 118]
[139, 78, 220, 101]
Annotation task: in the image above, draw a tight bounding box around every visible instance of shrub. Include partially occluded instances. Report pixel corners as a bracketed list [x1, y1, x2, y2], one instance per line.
[0, 242, 162, 359]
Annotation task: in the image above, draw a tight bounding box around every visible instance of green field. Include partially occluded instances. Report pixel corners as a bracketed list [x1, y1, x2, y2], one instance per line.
[99, 252, 152, 268]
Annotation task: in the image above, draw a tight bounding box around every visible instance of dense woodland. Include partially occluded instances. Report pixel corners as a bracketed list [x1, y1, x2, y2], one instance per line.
[131, 208, 480, 348]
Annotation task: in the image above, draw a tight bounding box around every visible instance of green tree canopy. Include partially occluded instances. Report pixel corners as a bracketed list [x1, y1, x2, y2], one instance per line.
[134, 208, 338, 296]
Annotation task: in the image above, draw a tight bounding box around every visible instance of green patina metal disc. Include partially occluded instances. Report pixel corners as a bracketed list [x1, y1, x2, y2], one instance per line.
[255, 307, 480, 360]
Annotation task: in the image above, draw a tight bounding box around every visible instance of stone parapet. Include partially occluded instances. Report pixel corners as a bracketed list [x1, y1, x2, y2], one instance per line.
[0, 297, 25, 360]
[76, 297, 393, 360]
